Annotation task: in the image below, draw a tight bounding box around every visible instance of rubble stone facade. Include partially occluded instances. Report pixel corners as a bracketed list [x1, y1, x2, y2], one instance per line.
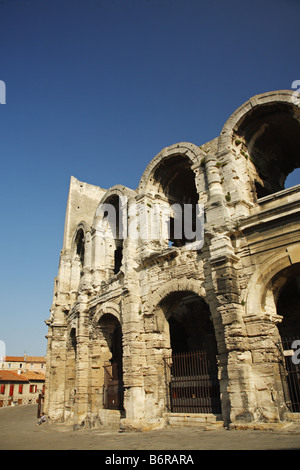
[45, 90, 300, 430]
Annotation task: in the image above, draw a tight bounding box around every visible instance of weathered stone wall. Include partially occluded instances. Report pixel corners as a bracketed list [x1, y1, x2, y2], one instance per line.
[44, 90, 300, 430]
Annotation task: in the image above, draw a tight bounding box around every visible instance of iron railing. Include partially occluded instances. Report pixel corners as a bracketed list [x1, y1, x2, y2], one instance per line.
[163, 350, 221, 414]
[278, 337, 300, 413]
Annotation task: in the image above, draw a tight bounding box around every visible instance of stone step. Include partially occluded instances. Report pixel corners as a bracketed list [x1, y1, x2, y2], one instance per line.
[163, 413, 224, 428]
[286, 412, 300, 421]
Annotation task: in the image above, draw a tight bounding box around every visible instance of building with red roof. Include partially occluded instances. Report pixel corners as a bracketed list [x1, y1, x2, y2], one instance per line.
[0, 359, 45, 408]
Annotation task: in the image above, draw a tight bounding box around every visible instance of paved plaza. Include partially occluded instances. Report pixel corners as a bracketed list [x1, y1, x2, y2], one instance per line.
[0, 405, 300, 452]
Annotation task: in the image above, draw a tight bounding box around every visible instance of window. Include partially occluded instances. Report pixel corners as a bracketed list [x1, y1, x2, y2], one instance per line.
[151, 154, 199, 248]
[19, 385, 23, 394]
[101, 196, 124, 275]
[75, 229, 85, 266]
[0, 385, 5, 394]
[9, 384, 14, 396]
[30, 384, 37, 393]
[234, 102, 300, 200]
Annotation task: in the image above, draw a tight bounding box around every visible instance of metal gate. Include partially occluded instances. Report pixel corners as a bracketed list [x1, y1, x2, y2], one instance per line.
[163, 350, 222, 414]
[278, 338, 300, 412]
[103, 362, 124, 410]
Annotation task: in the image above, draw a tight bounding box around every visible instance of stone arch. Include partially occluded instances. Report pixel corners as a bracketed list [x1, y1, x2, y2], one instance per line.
[69, 223, 86, 293]
[219, 90, 297, 151]
[72, 225, 85, 265]
[143, 277, 206, 317]
[142, 278, 224, 355]
[273, 263, 300, 336]
[138, 142, 206, 195]
[246, 254, 300, 415]
[92, 301, 122, 328]
[142, 278, 222, 417]
[276, 263, 300, 414]
[93, 185, 136, 226]
[137, 143, 207, 249]
[90, 301, 124, 412]
[92, 187, 135, 278]
[142, 277, 220, 364]
[245, 246, 300, 317]
[71, 222, 86, 250]
[218, 90, 300, 200]
[160, 291, 217, 354]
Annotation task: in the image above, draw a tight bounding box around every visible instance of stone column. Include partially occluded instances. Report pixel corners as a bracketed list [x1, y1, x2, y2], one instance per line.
[208, 237, 257, 427]
[245, 313, 287, 422]
[73, 297, 90, 426]
[80, 229, 92, 291]
[44, 321, 68, 422]
[90, 227, 106, 287]
[119, 293, 148, 431]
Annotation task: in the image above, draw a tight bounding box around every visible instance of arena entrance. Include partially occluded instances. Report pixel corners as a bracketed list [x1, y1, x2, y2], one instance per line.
[161, 292, 221, 414]
[276, 265, 300, 413]
[98, 314, 124, 411]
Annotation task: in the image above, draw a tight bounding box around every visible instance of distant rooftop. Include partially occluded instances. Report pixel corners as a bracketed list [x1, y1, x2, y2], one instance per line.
[3, 356, 46, 363]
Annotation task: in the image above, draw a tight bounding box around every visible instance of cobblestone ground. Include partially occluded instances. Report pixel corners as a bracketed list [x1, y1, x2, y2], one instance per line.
[0, 405, 300, 452]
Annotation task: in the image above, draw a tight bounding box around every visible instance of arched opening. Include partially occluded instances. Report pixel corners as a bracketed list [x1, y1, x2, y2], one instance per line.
[277, 268, 300, 337]
[160, 291, 221, 414]
[71, 228, 85, 294]
[101, 195, 123, 276]
[234, 102, 300, 199]
[75, 229, 85, 267]
[98, 313, 124, 411]
[275, 264, 300, 412]
[152, 155, 199, 247]
[69, 328, 77, 357]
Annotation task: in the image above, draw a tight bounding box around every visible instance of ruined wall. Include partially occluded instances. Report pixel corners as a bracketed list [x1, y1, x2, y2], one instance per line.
[45, 90, 300, 429]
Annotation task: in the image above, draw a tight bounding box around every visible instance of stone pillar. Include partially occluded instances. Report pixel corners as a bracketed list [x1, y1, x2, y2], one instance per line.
[44, 249, 72, 422]
[245, 313, 287, 422]
[208, 237, 257, 426]
[205, 152, 224, 198]
[90, 227, 106, 287]
[80, 229, 92, 291]
[44, 322, 68, 422]
[119, 293, 148, 431]
[141, 308, 170, 427]
[204, 152, 232, 230]
[73, 298, 90, 425]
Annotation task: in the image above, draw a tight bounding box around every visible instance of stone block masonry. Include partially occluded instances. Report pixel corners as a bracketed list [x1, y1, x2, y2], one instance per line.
[44, 90, 300, 430]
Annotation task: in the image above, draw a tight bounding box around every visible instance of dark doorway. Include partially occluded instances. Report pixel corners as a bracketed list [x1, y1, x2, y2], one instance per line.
[277, 270, 300, 412]
[100, 315, 124, 411]
[162, 292, 221, 414]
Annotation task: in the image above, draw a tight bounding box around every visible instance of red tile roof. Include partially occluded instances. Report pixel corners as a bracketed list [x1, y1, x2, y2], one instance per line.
[0, 370, 28, 382]
[3, 356, 24, 362]
[25, 356, 46, 363]
[21, 371, 45, 381]
[3, 356, 46, 363]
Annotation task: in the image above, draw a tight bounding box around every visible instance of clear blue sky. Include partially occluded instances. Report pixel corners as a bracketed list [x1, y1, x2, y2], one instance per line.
[0, 0, 299, 356]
